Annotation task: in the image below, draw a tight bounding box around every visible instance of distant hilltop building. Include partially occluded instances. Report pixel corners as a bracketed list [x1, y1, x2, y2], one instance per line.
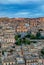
[0, 17, 44, 33]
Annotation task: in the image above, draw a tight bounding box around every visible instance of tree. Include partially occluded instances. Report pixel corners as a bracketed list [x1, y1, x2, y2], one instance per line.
[39, 29, 43, 31]
[15, 34, 21, 40]
[25, 39, 31, 45]
[30, 34, 36, 39]
[36, 31, 41, 39]
[15, 35, 19, 40]
[22, 37, 26, 43]
[41, 48, 44, 55]
[25, 31, 31, 38]
[2, 51, 4, 55]
[15, 39, 22, 45]
[25, 34, 30, 38]
[15, 33, 31, 45]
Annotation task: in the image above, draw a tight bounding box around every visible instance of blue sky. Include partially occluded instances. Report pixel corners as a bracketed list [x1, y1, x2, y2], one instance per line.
[0, 0, 44, 18]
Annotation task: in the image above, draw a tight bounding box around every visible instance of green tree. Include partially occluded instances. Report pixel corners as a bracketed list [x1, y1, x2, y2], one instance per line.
[25, 31, 31, 38]
[25, 39, 31, 45]
[15, 34, 21, 40]
[25, 34, 30, 38]
[15, 39, 21, 45]
[30, 34, 36, 39]
[22, 37, 26, 43]
[36, 31, 41, 39]
[15, 35, 18, 40]
[41, 48, 44, 55]
[2, 51, 4, 55]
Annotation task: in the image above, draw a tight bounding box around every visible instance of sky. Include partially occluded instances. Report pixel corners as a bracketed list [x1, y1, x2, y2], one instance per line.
[0, 0, 44, 18]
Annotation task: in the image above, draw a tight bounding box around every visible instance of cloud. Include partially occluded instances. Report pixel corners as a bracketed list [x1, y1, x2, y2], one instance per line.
[0, 0, 43, 4]
[0, 10, 44, 18]
[14, 11, 30, 18]
[40, 5, 44, 12]
[0, 11, 32, 18]
[0, 0, 44, 18]
[13, 10, 44, 18]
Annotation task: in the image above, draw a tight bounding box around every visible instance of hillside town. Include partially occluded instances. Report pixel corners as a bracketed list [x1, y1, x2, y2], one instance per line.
[0, 17, 44, 65]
